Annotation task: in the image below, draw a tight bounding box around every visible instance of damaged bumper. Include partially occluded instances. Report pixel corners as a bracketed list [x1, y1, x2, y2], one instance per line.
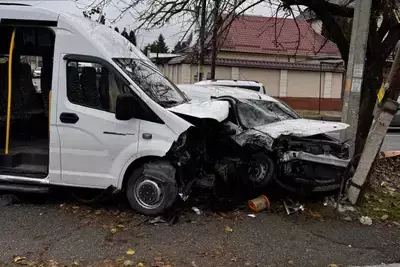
[281, 151, 350, 168]
[276, 138, 351, 192]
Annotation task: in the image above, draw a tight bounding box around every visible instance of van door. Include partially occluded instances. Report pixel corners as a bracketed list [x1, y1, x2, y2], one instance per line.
[56, 55, 139, 188]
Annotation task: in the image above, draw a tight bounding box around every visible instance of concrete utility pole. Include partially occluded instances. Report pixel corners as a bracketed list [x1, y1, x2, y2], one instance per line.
[198, 0, 207, 81]
[348, 46, 400, 204]
[340, 0, 372, 156]
[340, 0, 360, 141]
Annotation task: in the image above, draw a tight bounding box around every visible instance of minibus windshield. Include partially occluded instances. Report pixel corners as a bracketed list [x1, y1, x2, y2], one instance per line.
[114, 58, 189, 108]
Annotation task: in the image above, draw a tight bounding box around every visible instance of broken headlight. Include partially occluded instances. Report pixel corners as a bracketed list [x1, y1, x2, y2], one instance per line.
[340, 142, 350, 159]
[168, 132, 190, 166]
[175, 132, 188, 150]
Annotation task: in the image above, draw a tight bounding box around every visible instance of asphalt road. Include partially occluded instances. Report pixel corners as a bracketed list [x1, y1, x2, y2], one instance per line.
[382, 131, 400, 151]
[1, 200, 400, 267]
[329, 131, 400, 151]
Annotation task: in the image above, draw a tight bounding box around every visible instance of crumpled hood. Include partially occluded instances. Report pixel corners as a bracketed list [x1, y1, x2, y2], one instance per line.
[254, 119, 349, 139]
[168, 100, 230, 122]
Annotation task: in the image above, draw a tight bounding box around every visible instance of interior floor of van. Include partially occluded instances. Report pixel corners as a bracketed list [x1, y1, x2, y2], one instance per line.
[0, 138, 49, 178]
[0, 25, 54, 179]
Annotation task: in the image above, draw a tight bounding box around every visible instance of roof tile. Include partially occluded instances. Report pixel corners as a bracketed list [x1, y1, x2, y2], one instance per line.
[221, 15, 340, 57]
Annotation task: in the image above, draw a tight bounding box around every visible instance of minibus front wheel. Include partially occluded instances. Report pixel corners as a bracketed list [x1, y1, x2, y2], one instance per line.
[126, 161, 178, 216]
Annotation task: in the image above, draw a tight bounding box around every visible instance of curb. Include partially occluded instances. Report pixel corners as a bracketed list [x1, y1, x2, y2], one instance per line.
[379, 151, 400, 159]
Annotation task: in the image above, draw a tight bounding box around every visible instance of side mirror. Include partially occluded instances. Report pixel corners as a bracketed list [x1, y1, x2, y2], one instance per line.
[116, 94, 135, 120]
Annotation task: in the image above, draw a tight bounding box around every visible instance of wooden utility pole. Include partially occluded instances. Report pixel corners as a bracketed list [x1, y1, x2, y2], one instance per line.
[340, 0, 372, 157]
[348, 45, 400, 204]
[210, 0, 220, 80]
[198, 0, 206, 81]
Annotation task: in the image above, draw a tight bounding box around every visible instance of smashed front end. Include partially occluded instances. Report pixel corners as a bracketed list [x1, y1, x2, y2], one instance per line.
[274, 135, 351, 193]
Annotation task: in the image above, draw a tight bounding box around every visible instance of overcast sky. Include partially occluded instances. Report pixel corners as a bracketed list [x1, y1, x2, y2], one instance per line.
[12, 0, 295, 49]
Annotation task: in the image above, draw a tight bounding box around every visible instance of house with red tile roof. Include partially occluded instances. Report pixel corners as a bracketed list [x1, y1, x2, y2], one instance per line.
[164, 15, 345, 111]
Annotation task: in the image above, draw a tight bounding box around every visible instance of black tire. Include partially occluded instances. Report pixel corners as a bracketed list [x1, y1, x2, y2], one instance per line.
[243, 152, 275, 189]
[126, 161, 178, 216]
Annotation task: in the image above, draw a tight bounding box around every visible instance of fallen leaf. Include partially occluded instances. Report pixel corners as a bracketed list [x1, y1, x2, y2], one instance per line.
[327, 264, 338, 267]
[381, 214, 389, 220]
[126, 249, 135, 255]
[111, 228, 117, 234]
[13, 256, 26, 263]
[124, 260, 133, 266]
[137, 263, 144, 267]
[117, 224, 125, 228]
[115, 256, 125, 263]
[73, 260, 79, 265]
[224, 226, 233, 232]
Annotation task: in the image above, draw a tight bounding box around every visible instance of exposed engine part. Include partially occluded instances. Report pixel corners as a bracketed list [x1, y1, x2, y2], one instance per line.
[283, 199, 304, 215]
[276, 135, 350, 159]
[280, 151, 350, 168]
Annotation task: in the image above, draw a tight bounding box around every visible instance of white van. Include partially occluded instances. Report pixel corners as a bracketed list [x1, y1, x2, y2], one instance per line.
[195, 80, 267, 94]
[0, 4, 229, 215]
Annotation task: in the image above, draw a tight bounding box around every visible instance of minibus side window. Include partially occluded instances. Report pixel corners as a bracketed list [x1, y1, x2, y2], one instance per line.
[66, 61, 130, 113]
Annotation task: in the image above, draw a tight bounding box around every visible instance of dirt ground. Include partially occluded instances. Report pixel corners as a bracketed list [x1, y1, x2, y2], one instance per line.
[1, 157, 400, 267]
[361, 156, 400, 221]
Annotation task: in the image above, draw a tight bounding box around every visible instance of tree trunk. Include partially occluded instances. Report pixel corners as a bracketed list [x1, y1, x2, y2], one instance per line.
[199, 0, 207, 81]
[210, 0, 220, 80]
[354, 60, 384, 160]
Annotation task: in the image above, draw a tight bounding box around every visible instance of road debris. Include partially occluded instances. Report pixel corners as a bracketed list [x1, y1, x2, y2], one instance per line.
[323, 196, 357, 213]
[360, 216, 373, 225]
[13, 256, 26, 263]
[248, 195, 270, 213]
[192, 206, 202, 215]
[342, 216, 353, 222]
[149, 216, 166, 225]
[283, 199, 304, 215]
[247, 214, 256, 218]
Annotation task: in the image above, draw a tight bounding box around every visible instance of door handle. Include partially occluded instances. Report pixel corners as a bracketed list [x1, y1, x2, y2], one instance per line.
[60, 112, 79, 124]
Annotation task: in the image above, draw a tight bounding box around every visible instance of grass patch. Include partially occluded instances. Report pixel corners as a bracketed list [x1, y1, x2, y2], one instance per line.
[360, 187, 400, 221]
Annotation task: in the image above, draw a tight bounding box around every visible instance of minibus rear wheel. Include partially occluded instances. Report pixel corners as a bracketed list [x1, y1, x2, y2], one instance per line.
[126, 161, 178, 216]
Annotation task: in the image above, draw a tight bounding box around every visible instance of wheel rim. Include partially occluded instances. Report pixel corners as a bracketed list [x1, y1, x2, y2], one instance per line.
[248, 160, 268, 184]
[134, 178, 164, 210]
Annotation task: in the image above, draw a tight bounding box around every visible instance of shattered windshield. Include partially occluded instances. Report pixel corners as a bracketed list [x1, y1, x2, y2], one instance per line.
[237, 99, 300, 129]
[113, 58, 188, 108]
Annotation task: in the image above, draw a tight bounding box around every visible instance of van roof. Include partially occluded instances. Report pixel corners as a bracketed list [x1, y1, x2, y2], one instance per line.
[0, 4, 150, 62]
